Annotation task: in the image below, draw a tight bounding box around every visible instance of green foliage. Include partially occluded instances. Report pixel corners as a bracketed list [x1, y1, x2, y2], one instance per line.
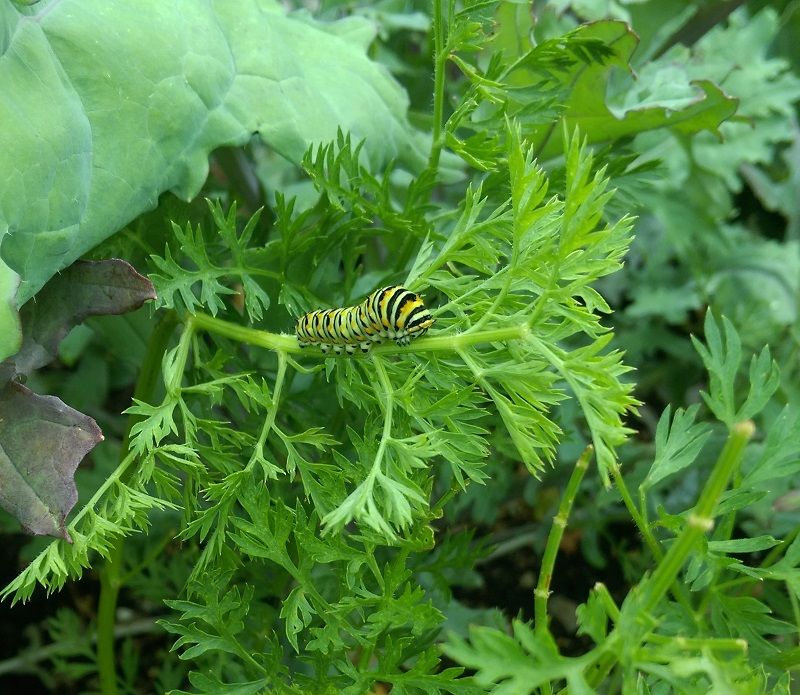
[0, 0, 423, 334]
[2, 1, 800, 694]
[0, 260, 153, 539]
[443, 316, 798, 693]
[609, 4, 800, 366]
[691, 312, 780, 428]
[151, 200, 272, 321]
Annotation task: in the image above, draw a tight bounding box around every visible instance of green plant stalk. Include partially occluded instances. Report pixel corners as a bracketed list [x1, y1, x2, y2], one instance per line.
[248, 350, 288, 474]
[365, 355, 396, 512]
[96, 312, 180, 695]
[535, 445, 593, 634]
[321, 357, 400, 535]
[593, 582, 621, 623]
[698, 463, 744, 602]
[427, 0, 447, 174]
[354, 357, 396, 673]
[639, 421, 754, 614]
[189, 310, 529, 355]
[97, 547, 121, 695]
[611, 466, 698, 621]
[645, 634, 747, 653]
[120, 311, 179, 456]
[535, 446, 593, 695]
[583, 420, 755, 689]
[166, 318, 196, 395]
[526, 330, 697, 618]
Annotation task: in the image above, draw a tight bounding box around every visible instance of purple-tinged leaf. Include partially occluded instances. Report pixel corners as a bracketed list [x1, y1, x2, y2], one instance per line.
[7, 259, 156, 378]
[0, 381, 103, 541]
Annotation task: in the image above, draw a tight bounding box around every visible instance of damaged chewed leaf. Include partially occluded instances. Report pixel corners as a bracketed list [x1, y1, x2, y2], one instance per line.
[6, 259, 156, 379]
[0, 381, 103, 541]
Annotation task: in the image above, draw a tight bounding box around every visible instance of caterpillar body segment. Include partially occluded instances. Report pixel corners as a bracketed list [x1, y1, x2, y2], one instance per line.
[296, 286, 435, 355]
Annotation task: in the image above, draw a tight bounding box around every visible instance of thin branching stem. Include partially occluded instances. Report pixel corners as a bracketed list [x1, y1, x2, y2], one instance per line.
[0, 619, 159, 677]
[432, 267, 509, 318]
[370, 355, 395, 483]
[641, 422, 754, 613]
[535, 446, 593, 695]
[189, 309, 530, 356]
[166, 320, 196, 395]
[593, 582, 622, 623]
[97, 312, 181, 695]
[249, 350, 288, 474]
[645, 634, 747, 653]
[582, 421, 755, 689]
[535, 446, 593, 635]
[97, 550, 121, 695]
[427, 0, 447, 175]
[610, 465, 698, 620]
[524, 331, 697, 617]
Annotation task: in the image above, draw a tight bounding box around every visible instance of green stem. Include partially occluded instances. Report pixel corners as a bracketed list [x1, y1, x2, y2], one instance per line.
[0, 619, 158, 677]
[611, 466, 698, 621]
[370, 356, 395, 476]
[640, 422, 753, 614]
[120, 312, 179, 458]
[427, 0, 447, 175]
[97, 544, 121, 695]
[430, 483, 461, 516]
[96, 312, 180, 695]
[535, 446, 593, 695]
[525, 331, 698, 619]
[535, 446, 593, 635]
[166, 319, 195, 394]
[593, 582, 622, 623]
[645, 634, 747, 653]
[190, 309, 529, 356]
[584, 421, 755, 689]
[248, 351, 288, 474]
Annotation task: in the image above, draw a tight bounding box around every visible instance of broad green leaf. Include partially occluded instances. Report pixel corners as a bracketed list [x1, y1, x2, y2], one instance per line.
[686, 9, 800, 191]
[524, 21, 738, 159]
[743, 128, 800, 239]
[707, 239, 800, 347]
[0, 381, 102, 540]
[0, 0, 423, 305]
[626, 284, 701, 324]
